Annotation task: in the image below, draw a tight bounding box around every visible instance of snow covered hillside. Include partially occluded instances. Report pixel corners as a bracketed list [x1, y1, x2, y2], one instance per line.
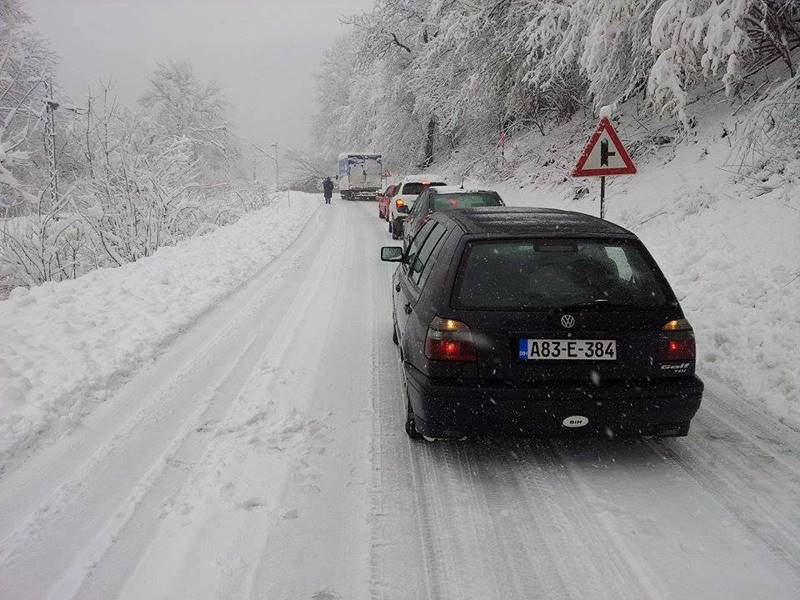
[449, 100, 800, 430]
[0, 196, 317, 462]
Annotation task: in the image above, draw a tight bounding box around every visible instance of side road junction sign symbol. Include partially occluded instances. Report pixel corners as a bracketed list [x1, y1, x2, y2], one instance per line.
[572, 117, 637, 177]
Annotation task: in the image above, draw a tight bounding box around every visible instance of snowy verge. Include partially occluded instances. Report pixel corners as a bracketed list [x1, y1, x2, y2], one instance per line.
[0, 195, 319, 461]
[474, 102, 799, 430]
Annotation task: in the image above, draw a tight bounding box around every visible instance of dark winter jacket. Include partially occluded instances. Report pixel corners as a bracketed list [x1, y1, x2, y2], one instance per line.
[323, 179, 334, 196]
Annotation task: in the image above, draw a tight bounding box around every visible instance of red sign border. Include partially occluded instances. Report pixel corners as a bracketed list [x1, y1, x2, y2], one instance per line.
[572, 117, 637, 177]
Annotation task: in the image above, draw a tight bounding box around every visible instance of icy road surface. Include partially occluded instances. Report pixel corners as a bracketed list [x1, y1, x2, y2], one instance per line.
[1, 201, 799, 599]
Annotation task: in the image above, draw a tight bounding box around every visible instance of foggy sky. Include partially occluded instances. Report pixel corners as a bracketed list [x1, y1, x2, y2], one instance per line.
[24, 0, 373, 155]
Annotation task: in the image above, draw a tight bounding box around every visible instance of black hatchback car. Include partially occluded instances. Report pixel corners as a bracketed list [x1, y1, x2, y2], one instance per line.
[380, 207, 703, 440]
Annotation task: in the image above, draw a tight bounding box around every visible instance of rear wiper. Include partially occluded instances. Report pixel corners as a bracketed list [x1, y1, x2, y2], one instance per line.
[558, 299, 645, 309]
[559, 299, 611, 309]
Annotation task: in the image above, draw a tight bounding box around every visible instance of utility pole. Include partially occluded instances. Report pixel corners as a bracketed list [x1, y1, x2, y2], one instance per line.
[42, 80, 87, 210]
[270, 142, 290, 207]
[252, 141, 289, 207]
[270, 142, 279, 193]
[43, 80, 59, 209]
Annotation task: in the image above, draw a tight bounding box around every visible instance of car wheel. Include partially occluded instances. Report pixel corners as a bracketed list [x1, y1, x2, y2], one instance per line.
[392, 323, 398, 345]
[405, 400, 423, 440]
[391, 219, 402, 240]
[388, 219, 393, 234]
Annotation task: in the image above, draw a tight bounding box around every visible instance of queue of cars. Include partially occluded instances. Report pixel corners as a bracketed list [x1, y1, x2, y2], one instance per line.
[373, 180, 703, 442]
[377, 174, 447, 239]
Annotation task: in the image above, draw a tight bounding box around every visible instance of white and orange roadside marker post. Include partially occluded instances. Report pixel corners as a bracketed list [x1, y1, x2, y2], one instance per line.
[572, 109, 636, 219]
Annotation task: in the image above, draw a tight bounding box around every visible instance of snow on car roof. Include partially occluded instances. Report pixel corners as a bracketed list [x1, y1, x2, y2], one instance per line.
[429, 185, 487, 194]
[400, 174, 446, 183]
[337, 152, 382, 160]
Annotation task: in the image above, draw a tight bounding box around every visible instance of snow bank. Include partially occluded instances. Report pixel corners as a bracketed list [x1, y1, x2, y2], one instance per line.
[0, 196, 319, 460]
[485, 103, 800, 429]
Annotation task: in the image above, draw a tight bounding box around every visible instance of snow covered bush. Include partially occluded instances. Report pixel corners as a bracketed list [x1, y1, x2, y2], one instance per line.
[736, 72, 800, 197]
[1, 6, 263, 295]
[648, 0, 799, 126]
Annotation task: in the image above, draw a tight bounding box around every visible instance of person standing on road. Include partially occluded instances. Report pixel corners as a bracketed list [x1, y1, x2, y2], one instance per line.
[322, 176, 334, 205]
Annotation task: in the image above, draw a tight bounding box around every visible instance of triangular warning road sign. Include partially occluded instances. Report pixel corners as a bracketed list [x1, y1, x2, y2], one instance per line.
[572, 117, 637, 177]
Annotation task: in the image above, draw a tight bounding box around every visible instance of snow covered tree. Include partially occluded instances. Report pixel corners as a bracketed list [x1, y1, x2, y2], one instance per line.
[0, 0, 53, 215]
[139, 62, 237, 189]
[648, 0, 800, 126]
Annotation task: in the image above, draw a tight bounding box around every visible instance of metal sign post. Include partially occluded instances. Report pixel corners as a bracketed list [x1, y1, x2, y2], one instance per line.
[600, 175, 606, 220]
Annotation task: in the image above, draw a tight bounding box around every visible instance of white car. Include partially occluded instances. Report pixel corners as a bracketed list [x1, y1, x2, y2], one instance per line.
[387, 174, 447, 239]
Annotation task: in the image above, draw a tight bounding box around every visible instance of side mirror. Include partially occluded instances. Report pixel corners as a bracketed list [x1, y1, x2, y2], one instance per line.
[381, 246, 404, 262]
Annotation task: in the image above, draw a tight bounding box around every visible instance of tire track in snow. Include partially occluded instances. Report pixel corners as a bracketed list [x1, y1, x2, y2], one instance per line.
[463, 442, 572, 599]
[366, 199, 434, 600]
[241, 201, 374, 600]
[539, 441, 667, 599]
[84, 206, 346, 600]
[647, 404, 800, 571]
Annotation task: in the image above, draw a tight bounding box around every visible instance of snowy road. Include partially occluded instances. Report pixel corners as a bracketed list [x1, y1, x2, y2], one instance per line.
[1, 200, 799, 599]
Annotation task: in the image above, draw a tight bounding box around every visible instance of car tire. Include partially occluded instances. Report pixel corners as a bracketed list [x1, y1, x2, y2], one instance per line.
[388, 219, 393, 234]
[392, 323, 398, 345]
[405, 400, 423, 440]
[391, 219, 402, 240]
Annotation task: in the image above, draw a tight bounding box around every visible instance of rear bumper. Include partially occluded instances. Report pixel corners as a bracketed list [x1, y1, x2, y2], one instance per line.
[405, 364, 703, 438]
[350, 189, 379, 199]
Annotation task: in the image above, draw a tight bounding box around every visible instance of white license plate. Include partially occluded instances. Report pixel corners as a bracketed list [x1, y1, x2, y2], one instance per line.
[519, 339, 617, 361]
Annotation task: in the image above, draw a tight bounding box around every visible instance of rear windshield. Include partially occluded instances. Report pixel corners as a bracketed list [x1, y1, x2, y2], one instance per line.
[454, 239, 672, 310]
[433, 192, 503, 211]
[402, 181, 446, 196]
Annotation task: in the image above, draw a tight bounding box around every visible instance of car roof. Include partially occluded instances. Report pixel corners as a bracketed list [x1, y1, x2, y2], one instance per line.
[436, 207, 637, 238]
[338, 152, 381, 160]
[400, 174, 446, 184]
[429, 186, 496, 195]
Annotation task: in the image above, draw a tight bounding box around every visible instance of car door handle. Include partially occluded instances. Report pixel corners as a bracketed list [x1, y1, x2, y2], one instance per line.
[404, 303, 413, 314]
[395, 284, 401, 292]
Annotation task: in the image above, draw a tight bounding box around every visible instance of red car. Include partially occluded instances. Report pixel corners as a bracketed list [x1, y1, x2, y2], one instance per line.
[377, 183, 399, 220]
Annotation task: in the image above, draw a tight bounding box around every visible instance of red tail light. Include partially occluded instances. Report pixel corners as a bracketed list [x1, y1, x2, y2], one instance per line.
[664, 338, 696, 360]
[660, 319, 696, 361]
[425, 317, 477, 362]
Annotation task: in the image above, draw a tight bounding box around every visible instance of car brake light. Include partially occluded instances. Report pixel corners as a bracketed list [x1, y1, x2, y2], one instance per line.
[425, 317, 477, 362]
[660, 319, 696, 361]
[396, 199, 406, 208]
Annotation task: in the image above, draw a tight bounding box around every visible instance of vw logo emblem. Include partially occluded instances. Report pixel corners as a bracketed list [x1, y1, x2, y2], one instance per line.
[560, 314, 575, 328]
